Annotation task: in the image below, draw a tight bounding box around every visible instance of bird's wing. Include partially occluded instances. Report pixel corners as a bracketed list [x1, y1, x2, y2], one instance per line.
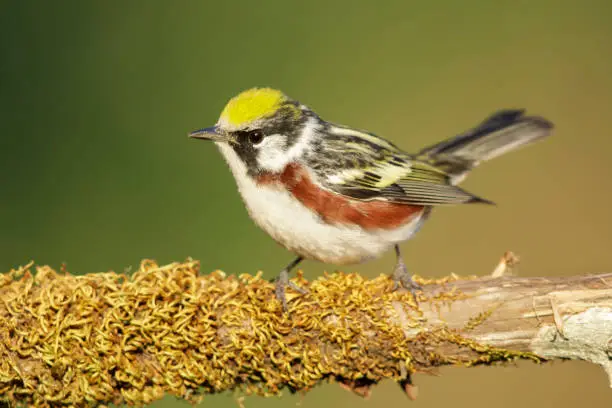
[309, 126, 489, 206]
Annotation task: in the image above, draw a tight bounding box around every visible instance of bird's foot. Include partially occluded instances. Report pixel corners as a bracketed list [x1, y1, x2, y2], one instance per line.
[391, 259, 422, 303]
[274, 269, 308, 313]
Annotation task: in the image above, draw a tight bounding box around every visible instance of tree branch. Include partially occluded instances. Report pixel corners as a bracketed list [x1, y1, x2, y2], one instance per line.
[0, 260, 610, 407]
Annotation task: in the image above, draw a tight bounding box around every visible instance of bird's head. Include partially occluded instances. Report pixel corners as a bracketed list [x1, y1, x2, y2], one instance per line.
[190, 88, 319, 174]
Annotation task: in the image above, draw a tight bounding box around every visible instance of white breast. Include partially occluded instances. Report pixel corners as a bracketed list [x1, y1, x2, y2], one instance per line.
[216, 143, 426, 264]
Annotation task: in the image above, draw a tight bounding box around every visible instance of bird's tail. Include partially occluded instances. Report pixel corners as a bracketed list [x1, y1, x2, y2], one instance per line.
[418, 109, 553, 184]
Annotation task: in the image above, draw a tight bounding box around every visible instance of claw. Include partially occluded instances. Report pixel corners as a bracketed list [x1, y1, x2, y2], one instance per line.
[288, 280, 308, 294]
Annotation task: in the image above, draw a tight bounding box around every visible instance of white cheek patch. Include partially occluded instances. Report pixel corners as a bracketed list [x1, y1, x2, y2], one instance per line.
[239, 116, 320, 174]
[255, 134, 290, 172]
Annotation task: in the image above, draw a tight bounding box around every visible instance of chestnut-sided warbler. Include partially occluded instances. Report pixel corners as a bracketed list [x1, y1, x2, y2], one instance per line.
[190, 88, 552, 311]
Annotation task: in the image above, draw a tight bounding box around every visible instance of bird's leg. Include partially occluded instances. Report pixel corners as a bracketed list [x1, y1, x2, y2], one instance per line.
[391, 245, 422, 300]
[274, 256, 307, 312]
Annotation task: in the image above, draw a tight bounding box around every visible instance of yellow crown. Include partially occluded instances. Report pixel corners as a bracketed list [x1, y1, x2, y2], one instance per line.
[219, 88, 288, 128]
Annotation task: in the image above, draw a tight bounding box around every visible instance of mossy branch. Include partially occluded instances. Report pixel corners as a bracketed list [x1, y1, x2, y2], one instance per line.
[0, 259, 611, 407]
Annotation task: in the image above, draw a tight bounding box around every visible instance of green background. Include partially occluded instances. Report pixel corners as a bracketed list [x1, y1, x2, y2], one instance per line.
[2, 1, 612, 407]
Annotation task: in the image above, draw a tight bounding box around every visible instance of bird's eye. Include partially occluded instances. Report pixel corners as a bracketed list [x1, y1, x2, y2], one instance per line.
[248, 130, 265, 145]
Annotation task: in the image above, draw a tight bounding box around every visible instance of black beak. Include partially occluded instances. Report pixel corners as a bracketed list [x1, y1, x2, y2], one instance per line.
[188, 126, 231, 143]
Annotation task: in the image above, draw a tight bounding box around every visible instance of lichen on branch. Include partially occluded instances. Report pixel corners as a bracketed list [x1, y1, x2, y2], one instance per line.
[0, 260, 610, 407]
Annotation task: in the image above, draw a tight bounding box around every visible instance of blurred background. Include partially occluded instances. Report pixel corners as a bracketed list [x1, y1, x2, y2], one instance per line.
[2, 1, 611, 407]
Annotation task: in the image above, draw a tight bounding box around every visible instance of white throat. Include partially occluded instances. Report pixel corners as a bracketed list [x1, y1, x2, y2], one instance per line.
[216, 142, 251, 184]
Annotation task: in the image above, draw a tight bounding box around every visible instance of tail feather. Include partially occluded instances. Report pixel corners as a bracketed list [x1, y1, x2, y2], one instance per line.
[418, 109, 553, 181]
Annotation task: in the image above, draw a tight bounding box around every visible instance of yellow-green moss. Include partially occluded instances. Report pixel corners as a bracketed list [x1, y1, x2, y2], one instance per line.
[0, 261, 543, 407]
[463, 308, 497, 331]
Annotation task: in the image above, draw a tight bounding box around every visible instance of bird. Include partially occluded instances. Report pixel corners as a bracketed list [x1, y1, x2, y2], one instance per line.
[189, 87, 553, 311]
